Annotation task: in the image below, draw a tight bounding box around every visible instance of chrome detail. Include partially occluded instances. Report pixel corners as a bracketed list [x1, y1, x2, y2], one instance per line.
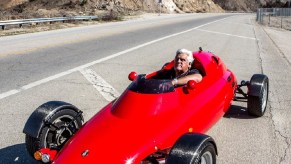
[82, 150, 89, 157]
[41, 154, 50, 163]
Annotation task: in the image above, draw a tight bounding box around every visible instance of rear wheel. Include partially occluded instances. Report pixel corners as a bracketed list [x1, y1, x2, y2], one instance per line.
[247, 74, 269, 117]
[25, 109, 83, 157]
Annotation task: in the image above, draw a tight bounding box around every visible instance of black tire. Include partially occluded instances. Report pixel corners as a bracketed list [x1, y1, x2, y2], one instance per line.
[198, 142, 216, 164]
[25, 108, 83, 157]
[247, 74, 269, 117]
[167, 134, 216, 164]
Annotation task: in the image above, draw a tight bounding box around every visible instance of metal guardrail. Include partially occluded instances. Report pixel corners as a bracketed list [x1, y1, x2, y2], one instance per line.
[0, 16, 98, 30]
[257, 8, 291, 30]
[257, 8, 291, 22]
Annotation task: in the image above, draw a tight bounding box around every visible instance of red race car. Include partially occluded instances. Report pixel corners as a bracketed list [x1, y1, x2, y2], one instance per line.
[23, 49, 269, 164]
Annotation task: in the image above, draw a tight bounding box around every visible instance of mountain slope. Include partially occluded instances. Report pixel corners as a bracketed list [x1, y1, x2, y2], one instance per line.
[0, 0, 290, 20]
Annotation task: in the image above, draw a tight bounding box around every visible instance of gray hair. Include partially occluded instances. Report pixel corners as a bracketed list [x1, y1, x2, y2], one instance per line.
[176, 49, 194, 63]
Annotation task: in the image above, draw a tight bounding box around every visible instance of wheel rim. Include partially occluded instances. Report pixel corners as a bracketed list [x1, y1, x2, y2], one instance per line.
[200, 151, 213, 164]
[44, 115, 79, 149]
[261, 82, 268, 113]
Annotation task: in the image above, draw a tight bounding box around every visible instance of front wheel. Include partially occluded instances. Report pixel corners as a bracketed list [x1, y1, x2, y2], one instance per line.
[25, 108, 83, 157]
[166, 133, 217, 164]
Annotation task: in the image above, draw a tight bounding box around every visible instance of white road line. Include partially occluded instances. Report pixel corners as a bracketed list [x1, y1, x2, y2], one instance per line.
[79, 68, 120, 101]
[0, 16, 232, 100]
[196, 29, 258, 40]
[0, 90, 20, 99]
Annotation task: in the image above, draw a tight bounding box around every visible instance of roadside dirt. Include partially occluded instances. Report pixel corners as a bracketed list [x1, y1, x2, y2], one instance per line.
[0, 12, 154, 37]
[262, 16, 291, 30]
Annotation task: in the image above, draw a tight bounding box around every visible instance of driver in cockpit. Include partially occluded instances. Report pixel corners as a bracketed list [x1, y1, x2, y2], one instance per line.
[166, 49, 202, 86]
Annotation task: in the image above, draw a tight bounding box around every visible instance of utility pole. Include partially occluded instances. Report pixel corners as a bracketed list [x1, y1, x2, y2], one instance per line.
[158, 0, 162, 16]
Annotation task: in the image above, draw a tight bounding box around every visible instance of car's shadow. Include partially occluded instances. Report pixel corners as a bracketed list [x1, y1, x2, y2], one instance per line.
[0, 143, 39, 164]
[224, 105, 256, 119]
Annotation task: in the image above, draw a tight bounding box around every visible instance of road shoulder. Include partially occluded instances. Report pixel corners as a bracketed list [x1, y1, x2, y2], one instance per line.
[253, 21, 291, 164]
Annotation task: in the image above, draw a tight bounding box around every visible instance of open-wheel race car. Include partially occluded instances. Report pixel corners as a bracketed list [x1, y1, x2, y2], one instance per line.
[23, 49, 269, 164]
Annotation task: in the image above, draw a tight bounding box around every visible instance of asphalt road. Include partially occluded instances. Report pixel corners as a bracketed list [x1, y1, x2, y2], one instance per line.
[0, 13, 290, 163]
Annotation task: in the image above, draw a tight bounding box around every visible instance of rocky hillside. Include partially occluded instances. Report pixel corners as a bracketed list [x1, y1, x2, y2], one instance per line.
[214, 0, 290, 11]
[0, 0, 224, 20]
[0, 0, 290, 20]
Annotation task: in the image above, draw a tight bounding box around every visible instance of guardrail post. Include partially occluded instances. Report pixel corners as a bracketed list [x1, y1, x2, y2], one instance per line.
[257, 9, 260, 21]
[1, 25, 5, 30]
[257, 8, 263, 24]
[281, 16, 283, 29]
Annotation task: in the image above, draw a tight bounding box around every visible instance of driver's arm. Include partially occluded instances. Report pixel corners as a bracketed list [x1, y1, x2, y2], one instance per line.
[171, 74, 202, 86]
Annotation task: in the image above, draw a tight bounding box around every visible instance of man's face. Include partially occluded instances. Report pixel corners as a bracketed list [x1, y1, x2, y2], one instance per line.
[174, 53, 190, 73]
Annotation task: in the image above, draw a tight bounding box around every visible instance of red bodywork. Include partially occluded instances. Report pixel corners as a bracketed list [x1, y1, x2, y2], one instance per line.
[52, 51, 237, 163]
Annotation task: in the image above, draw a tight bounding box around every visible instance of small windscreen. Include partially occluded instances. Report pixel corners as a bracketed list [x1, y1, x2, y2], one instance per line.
[128, 74, 174, 94]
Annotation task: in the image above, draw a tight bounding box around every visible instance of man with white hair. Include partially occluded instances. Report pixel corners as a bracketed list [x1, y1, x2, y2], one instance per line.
[170, 48, 202, 86]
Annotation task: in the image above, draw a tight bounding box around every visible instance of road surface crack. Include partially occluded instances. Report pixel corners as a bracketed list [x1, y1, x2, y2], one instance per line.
[269, 103, 289, 163]
[100, 88, 119, 98]
[252, 22, 264, 74]
[79, 68, 120, 101]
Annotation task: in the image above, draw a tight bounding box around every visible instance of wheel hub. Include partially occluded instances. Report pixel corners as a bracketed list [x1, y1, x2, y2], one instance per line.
[55, 126, 73, 145]
[45, 115, 78, 149]
[201, 151, 213, 164]
[261, 83, 268, 112]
